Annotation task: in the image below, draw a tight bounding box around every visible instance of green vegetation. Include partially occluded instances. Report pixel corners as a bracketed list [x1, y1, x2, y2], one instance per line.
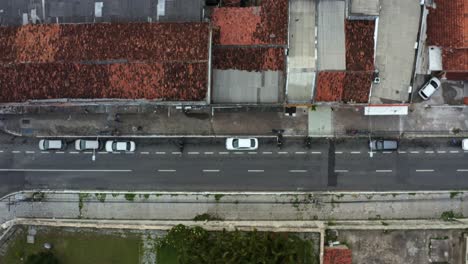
[78, 193, 89, 215]
[94, 193, 106, 203]
[441, 210, 463, 221]
[25, 251, 59, 264]
[450, 192, 462, 199]
[214, 194, 224, 202]
[124, 193, 136, 202]
[193, 213, 222, 221]
[381, 221, 389, 226]
[1, 228, 140, 264]
[156, 225, 318, 264]
[111, 193, 119, 198]
[143, 194, 150, 199]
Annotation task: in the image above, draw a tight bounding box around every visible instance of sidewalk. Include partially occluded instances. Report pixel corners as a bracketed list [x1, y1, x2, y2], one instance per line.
[0, 105, 308, 137]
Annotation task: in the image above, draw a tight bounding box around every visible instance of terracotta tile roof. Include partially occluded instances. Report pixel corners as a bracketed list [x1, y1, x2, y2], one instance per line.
[342, 72, 373, 103]
[0, 23, 210, 63]
[0, 62, 207, 102]
[212, 0, 288, 45]
[213, 47, 285, 71]
[324, 248, 352, 264]
[443, 48, 468, 71]
[427, 0, 467, 48]
[345, 20, 375, 71]
[315, 71, 346, 102]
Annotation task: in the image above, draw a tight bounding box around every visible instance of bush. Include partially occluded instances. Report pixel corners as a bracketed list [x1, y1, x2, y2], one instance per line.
[25, 251, 59, 264]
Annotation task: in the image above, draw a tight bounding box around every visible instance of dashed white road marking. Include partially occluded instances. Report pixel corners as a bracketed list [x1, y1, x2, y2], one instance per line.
[278, 152, 288, 155]
[262, 152, 273, 154]
[158, 169, 176, 172]
[376, 170, 392, 173]
[56, 151, 65, 154]
[0, 169, 132, 172]
[311, 152, 322, 154]
[140, 152, 150, 155]
[171, 152, 181, 155]
[334, 169, 348, 173]
[25, 151, 35, 154]
[437, 151, 447, 154]
[350, 151, 361, 154]
[289, 170, 307, 173]
[335, 151, 343, 154]
[204, 152, 214, 155]
[219, 152, 229, 155]
[450, 150, 460, 154]
[156, 152, 166, 155]
[410, 151, 419, 154]
[188, 152, 200, 155]
[125, 152, 135, 154]
[203, 169, 220, 173]
[11, 151, 20, 154]
[234, 152, 244, 155]
[295, 152, 307, 155]
[98, 152, 108, 154]
[457, 169, 468, 172]
[41, 151, 49, 154]
[112, 152, 121, 154]
[382, 151, 392, 154]
[248, 152, 257, 155]
[83, 152, 92, 154]
[415, 169, 434, 172]
[69, 151, 79, 154]
[0, 150, 3, 153]
[425, 151, 434, 154]
[398, 151, 407, 154]
[248, 169, 264, 173]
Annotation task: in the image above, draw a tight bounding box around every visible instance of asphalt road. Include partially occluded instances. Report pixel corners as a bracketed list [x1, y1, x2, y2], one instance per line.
[0, 136, 468, 195]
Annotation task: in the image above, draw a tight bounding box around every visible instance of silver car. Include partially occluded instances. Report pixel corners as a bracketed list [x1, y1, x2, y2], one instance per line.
[369, 139, 398, 151]
[39, 139, 66, 150]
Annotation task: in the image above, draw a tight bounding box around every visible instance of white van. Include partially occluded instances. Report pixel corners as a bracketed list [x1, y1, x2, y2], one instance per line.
[75, 139, 101, 151]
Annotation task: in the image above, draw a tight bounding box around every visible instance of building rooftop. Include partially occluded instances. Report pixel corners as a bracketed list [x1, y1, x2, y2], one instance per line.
[427, 0, 467, 48]
[213, 47, 285, 72]
[324, 247, 352, 264]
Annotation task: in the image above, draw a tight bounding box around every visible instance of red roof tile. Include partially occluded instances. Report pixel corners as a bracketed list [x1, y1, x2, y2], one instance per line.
[212, 0, 288, 45]
[315, 72, 346, 102]
[345, 20, 375, 71]
[0, 62, 207, 102]
[324, 248, 352, 264]
[443, 48, 468, 71]
[427, 0, 467, 48]
[213, 47, 285, 71]
[342, 72, 373, 103]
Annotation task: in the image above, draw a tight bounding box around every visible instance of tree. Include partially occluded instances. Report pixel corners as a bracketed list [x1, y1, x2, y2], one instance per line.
[25, 251, 59, 264]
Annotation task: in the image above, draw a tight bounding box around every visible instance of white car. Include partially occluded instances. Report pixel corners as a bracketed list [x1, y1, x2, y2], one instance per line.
[462, 139, 468, 151]
[39, 139, 66, 150]
[75, 139, 101, 151]
[225, 138, 258, 150]
[418, 77, 441, 100]
[105, 140, 136, 152]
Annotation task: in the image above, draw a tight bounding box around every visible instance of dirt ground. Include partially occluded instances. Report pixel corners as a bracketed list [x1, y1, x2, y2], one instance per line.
[331, 229, 466, 264]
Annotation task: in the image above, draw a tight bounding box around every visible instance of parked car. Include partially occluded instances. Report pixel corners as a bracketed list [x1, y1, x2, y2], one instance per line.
[462, 139, 468, 151]
[226, 138, 258, 150]
[418, 77, 441, 100]
[75, 139, 101, 151]
[39, 139, 66, 150]
[368, 139, 398, 151]
[105, 140, 136, 152]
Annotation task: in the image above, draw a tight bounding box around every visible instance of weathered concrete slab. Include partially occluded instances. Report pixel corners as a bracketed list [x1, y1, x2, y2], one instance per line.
[308, 106, 333, 137]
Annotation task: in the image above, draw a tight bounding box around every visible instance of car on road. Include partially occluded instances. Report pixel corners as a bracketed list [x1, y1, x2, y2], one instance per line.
[75, 139, 101, 151]
[39, 139, 66, 150]
[105, 140, 136, 152]
[418, 77, 441, 100]
[369, 139, 398, 151]
[226, 137, 258, 150]
[462, 139, 468, 151]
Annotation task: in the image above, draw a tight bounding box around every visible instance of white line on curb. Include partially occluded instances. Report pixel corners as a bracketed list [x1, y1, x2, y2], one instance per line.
[0, 169, 132, 172]
[248, 170, 264, 173]
[289, 170, 307, 173]
[416, 169, 434, 172]
[158, 169, 176, 172]
[376, 170, 392, 173]
[203, 169, 220, 172]
[335, 170, 348, 173]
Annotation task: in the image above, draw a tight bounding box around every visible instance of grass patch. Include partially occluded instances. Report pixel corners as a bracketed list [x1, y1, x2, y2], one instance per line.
[111, 193, 119, 198]
[124, 193, 136, 202]
[441, 210, 463, 221]
[450, 192, 462, 199]
[1, 227, 141, 264]
[214, 194, 224, 202]
[94, 193, 106, 203]
[193, 213, 222, 221]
